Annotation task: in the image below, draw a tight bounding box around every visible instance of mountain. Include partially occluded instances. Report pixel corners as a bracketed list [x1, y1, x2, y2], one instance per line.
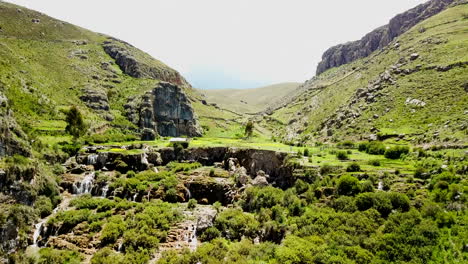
[198, 82, 301, 115]
[0, 1, 467, 264]
[270, 1, 468, 146]
[0, 0, 213, 142]
[316, 0, 456, 75]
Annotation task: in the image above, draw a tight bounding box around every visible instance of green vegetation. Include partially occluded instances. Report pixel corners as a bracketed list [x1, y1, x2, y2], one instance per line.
[64, 106, 87, 139]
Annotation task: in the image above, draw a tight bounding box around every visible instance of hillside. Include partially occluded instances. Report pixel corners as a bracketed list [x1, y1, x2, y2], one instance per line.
[198, 82, 300, 115]
[270, 2, 468, 146]
[0, 0, 243, 143]
[0, 1, 467, 264]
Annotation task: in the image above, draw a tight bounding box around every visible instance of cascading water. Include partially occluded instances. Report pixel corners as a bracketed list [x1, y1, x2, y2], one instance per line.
[87, 154, 99, 165]
[32, 220, 46, 247]
[189, 223, 198, 252]
[72, 172, 95, 195]
[101, 184, 109, 198]
[378, 180, 383, 191]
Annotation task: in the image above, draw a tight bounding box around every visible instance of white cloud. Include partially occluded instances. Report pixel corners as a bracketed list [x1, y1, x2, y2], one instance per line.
[6, 0, 427, 88]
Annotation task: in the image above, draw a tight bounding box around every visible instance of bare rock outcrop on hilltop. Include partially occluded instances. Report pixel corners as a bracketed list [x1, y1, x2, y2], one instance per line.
[316, 0, 455, 75]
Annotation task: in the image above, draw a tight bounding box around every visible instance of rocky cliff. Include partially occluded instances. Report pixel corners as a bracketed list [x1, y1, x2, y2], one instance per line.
[126, 82, 203, 139]
[316, 0, 455, 75]
[103, 39, 189, 87]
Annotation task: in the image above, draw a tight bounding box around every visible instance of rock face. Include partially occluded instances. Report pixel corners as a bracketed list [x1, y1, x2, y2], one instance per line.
[0, 91, 30, 157]
[102, 39, 189, 86]
[126, 82, 203, 138]
[316, 0, 455, 75]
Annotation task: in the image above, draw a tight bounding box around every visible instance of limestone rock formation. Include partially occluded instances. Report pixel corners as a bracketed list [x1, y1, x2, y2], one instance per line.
[316, 0, 455, 75]
[126, 82, 203, 138]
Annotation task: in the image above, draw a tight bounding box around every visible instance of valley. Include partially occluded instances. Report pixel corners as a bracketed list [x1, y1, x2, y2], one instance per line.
[0, 0, 467, 263]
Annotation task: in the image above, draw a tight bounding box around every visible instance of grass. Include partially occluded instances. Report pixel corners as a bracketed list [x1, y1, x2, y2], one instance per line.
[269, 4, 468, 145]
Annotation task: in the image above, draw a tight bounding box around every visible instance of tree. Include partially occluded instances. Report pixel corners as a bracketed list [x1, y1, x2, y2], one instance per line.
[65, 106, 87, 139]
[244, 120, 254, 138]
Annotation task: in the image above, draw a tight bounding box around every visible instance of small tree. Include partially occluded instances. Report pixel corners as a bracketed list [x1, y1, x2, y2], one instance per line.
[65, 106, 87, 139]
[244, 120, 254, 138]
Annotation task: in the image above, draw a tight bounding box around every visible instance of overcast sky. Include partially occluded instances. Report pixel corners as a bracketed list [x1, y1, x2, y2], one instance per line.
[7, 0, 427, 89]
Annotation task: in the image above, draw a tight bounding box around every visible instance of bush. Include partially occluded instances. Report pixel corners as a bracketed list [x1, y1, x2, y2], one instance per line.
[346, 163, 361, 172]
[338, 140, 355, 149]
[384, 145, 410, 159]
[64, 106, 87, 139]
[336, 151, 349, 160]
[367, 142, 386, 155]
[35, 196, 53, 218]
[303, 148, 310, 157]
[188, 198, 197, 209]
[337, 175, 361, 196]
[368, 159, 381, 166]
[209, 168, 215, 177]
[200, 226, 221, 241]
[38, 248, 82, 264]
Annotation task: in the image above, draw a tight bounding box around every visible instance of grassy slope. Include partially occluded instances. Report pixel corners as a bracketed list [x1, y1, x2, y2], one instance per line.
[0, 1, 227, 142]
[272, 4, 468, 145]
[198, 82, 300, 114]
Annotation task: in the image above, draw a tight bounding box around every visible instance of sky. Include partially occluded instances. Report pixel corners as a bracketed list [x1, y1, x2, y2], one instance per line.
[7, 0, 427, 89]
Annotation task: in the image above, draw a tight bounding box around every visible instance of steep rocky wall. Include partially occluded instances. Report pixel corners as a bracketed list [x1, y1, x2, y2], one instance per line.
[316, 0, 455, 75]
[126, 82, 203, 138]
[102, 39, 189, 87]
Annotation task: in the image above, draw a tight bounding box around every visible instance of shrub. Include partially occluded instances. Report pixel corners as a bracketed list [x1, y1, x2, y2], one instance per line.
[336, 151, 349, 160]
[188, 198, 197, 209]
[35, 196, 53, 218]
[320, 164, 334, 175]
[244, 121, 254, 138]
[346, 163, 361, 172]
[368, 159, 381, 166]
[332, 196, 357, 212]
[303, 148, 310, 157]
[126, 170, 136, 178]
[200, 226, 221, 241]
[215, 208, 260, 240]
[366, 142, 386, 155]
[38, 248, 83, 264]
[64, 106, 87, 139]
[338, 140, 355, 149]
[209, 168, 215, 177]
[384, 145, 410, 159]
[337, 175, 361, 196]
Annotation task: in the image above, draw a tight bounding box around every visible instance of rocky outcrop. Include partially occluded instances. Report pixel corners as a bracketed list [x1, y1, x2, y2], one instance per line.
[0, 91, 30, 157]
[126, 82, 203, 138]
[79, 88, 110, 111]
[316, 0, 455, 75]
[102, 39, 189, 86]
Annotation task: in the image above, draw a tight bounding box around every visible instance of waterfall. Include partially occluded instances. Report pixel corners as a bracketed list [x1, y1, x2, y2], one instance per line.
[189, 223, 198, 252]
[132, 193, 138, 202]
[87, 154, 99, 165]
[378, 180, 383, 191]
[141, 152, 149, 167]
[101, 184, 109, 198]
[72, 172, 95, 195]
[32, 219, 46, 247]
